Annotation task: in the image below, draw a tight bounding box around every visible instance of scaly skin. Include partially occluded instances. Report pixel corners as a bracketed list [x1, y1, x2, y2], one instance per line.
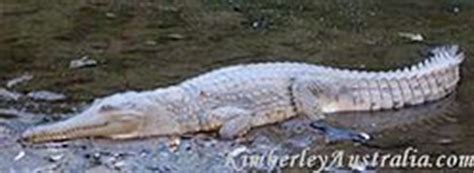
[21, 45, 464, 143]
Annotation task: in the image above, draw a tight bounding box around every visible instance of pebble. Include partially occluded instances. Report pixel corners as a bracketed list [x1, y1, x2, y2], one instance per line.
[166, 33, 185, 40]
[0, 88, 22, 101]
[69, 56, 97, 69]
[105, 12, 116, 18]
[167, 137, 181, 152]
[6, 74, 33, 88]
[14, 151, 25, 161]
[113, 160, 126, 168]
[145, 40, 157, 46]
[398, 32, 424, 42]
[49, 154, 64, 162]
[453, 6, 460, 14]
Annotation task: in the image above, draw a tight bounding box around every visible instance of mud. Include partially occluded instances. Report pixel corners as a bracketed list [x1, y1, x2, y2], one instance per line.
[1, 0, 473, 172]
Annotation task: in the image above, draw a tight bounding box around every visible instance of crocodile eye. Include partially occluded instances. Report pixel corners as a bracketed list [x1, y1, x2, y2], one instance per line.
[99, 105, 118, 112]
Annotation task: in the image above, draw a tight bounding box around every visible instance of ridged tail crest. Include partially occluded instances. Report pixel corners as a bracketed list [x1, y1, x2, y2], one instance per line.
[334, 45, 464, 112]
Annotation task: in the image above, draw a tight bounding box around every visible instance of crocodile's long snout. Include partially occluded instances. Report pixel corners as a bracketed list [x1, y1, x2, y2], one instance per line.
[21, 110, 141, 143]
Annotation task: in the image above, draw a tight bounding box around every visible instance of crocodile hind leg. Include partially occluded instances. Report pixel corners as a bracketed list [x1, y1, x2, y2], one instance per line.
[207, 106, 253, 139]
[291, 76, 328, 120]
[292, 77, 371, 143]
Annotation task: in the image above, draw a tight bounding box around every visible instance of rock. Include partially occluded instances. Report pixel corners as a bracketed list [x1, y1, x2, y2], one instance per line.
[0, 88, 23, 101]
[113, 160, 126, 168]
[145, 40, 157, 46]
[0, 108, 40, 118]
[27, 91, 66, 101]
[167, 137, 181, 152]
[69, 56, 97, 69]
[105, 12, 116, 18]
[6, 74, 33, 88]
[49, 154, 64, 162]
[453, 7, 460, 13]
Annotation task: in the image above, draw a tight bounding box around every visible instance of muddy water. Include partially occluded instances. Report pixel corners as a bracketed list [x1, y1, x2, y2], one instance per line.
[0, 0, 473, 172]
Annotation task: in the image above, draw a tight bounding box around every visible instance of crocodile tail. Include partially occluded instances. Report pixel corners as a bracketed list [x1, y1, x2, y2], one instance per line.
[348, 45, 465, 111]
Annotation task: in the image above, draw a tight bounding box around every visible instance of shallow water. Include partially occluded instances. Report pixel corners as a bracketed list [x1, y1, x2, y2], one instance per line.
[1, 0, 473, 172]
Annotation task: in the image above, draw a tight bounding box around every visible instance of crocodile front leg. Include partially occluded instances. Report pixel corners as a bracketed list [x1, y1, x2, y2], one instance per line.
[205, 106, 253, 139]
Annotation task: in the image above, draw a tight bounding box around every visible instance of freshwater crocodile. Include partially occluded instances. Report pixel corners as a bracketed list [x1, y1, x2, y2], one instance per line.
[22, 45, 464, 143]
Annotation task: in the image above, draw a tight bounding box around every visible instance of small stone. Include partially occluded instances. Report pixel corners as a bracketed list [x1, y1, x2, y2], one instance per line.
[0, 88, 23, 101]
[105, 12, 116, 18]
[14, 151, 25, 161]
[6, 74, 33, 88]
[252, 21, 260, 28]
[114, 160, 126, 168]
[167, 136, 181, 152]
[69, 56, 97, 69]
[166, 33, 185, 40]
[27, 91, 66, 101]
[358, 132, 371, 141]
[398, 32, 424, 42]
[49, 154, 64, 162]
[139, 150, 149, 157]
[453, 7, 460, 14]
[93, 152, 101, 159]
[145, 40, 157, 46]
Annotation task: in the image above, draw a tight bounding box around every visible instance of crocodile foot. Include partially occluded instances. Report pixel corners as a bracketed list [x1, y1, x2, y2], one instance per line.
[309, 120, 371, 144]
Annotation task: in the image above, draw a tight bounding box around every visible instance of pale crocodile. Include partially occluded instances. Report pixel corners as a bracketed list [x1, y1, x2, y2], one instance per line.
[21, 45, 464, 143]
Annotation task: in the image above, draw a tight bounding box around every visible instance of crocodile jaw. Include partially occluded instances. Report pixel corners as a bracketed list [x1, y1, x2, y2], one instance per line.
[21, 110, 142, 143]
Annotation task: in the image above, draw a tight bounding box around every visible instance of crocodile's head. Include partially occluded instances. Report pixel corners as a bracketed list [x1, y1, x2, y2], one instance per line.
[21, 90, 183, 143]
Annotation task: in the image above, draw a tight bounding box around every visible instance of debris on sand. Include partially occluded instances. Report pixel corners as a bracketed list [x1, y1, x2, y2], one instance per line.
[397, 32, 424, 42]
[69, 56, 98, 69]
[27, 90, 66, 101]
[437, 138, 454, 145]
[0, 88, 23, 101]
[167, 137, 181, 152]
[166, 33, 185, 40]
[6, 74, 33, 88]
